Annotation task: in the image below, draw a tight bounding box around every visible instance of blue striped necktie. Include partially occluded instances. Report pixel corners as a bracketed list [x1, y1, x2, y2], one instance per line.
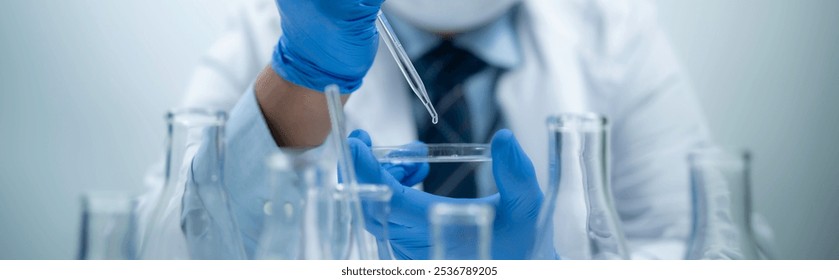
[414, 40, 491, 198]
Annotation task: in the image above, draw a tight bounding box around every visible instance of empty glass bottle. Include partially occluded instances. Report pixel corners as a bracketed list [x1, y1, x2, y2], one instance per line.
[138, 108, 246, 259]
[429, 203, 494, 260]
[687, 148, 766, 259]
[78, 191, 138, 260]
[532, 113, 629, 260]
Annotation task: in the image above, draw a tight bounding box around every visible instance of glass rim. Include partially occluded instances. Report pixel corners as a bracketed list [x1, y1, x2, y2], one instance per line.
[355, 184, 393, 201]
[429, 203, 495, 225]
[688, 147, 751, 169]
[546, 112, 608, 132]
[266, 148, 325, 171]
[81, 190, 138, 213]
[166, 107, 227, 126]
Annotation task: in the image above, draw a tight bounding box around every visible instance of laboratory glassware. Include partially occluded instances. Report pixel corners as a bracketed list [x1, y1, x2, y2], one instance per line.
[256, 150, 335, 259]
[372, 144, 491, 163]
[356, 184, 396, 260]
[324, 85, 374, 259]
[429, 203, 494, 260]
[532, 113, 630, 260]
[687, 148, 766, 259]
[373, 142, 494, 197]
[78, 191, 138, 260]
[375, 12, 438, 124]
[139, 108, 246, 260]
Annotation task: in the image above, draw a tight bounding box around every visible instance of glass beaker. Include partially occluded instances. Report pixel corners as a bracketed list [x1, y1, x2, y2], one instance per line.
[256, 142, 373, 260]
[138, 108, 246, 259]
[357, 184, 395, 260]
[78, 191, 138, 260]
[429, 203, 494, 260]
[532, 113, 629, 260]
[256, 150, 329, 260]
[687, 148, 764, 259]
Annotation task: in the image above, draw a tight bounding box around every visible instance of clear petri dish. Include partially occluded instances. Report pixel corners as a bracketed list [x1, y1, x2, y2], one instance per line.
[371, 143, 491, 163]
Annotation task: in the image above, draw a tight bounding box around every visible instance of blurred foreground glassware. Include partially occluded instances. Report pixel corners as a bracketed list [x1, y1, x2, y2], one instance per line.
[256, 140, 377, 260]
[139, 108, 245, 259]
[429, 203, 494, 260]
[325, 85, 374, 259]
[256, 151, 331, 259]
[532, 113, 629, 260]
[327, 186, 356, 259]
[687, 148, 768, 259]
[357, 184, 395, 260]
[78, 191, 138, 260]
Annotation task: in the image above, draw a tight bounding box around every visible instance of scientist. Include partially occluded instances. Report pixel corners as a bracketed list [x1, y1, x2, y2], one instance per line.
[176, 0, 712, 259]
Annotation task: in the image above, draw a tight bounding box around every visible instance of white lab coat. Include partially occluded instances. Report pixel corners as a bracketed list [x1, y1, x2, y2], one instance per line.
[179, 0, 713, 259]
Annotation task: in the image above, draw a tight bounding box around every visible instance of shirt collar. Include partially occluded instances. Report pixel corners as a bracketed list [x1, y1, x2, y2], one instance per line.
[385, 10, 521, 70]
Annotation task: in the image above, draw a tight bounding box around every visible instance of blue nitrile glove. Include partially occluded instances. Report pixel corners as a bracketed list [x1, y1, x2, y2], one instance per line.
[272, 0, 384, 93]
[348, 129, 547, 260]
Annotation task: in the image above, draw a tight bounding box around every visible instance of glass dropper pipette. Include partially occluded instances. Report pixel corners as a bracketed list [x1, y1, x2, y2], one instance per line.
[375, 12, 439, 124]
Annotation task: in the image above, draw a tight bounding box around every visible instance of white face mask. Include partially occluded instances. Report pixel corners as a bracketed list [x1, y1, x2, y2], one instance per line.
[384, 0, 522, 33]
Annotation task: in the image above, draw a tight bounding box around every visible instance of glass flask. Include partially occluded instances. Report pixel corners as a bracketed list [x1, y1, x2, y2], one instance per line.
[429, 203, 494, 260]
[138, 108, 246, 259]
[356, 184, 395, 260]
[687, 148, 766, 259]
[78, 191, 138, 260]
[532, 113, 629, 260]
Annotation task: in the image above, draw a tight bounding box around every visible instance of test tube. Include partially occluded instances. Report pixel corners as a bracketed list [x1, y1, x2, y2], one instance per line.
[429, 203, 494, 260]
[375, 12, 439, 124]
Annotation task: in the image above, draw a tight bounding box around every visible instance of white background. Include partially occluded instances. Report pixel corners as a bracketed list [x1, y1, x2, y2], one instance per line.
[0, 0, 837, 259]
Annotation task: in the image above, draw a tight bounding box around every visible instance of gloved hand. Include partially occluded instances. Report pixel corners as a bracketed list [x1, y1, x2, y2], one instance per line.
[272, 0, 384, 93]
[349, 129, 547, 259]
